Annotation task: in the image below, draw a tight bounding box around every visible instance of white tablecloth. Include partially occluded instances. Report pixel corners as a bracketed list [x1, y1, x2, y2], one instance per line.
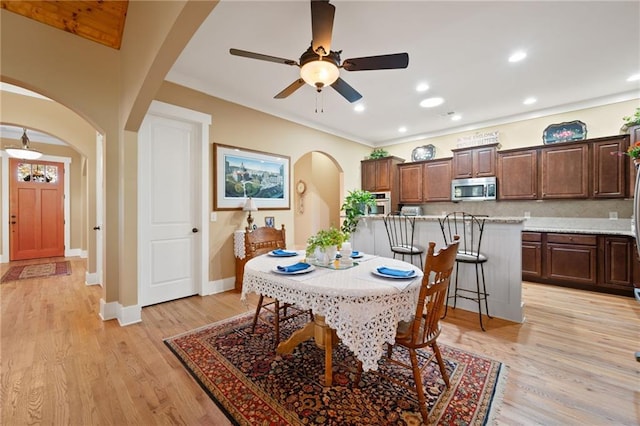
[241, 251, 424, 371]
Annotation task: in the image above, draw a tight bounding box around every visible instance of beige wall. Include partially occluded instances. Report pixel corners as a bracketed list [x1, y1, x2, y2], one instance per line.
[155, 81, 370, 280]
[2, 3, 638, 312]
[384, 99, 638, 161]
[0, 91, 96, 263]
[1, 3, 211, 308]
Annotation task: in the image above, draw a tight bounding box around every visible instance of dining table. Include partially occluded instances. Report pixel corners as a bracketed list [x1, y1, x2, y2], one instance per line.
[241, 250, 424, 386]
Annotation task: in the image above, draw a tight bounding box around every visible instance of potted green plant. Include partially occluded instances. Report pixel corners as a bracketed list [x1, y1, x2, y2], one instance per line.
[306, 227, 348, 264]
[341, 189, 377, 235]
[368, 148, 389, 159]
[621, 107, 640, 132]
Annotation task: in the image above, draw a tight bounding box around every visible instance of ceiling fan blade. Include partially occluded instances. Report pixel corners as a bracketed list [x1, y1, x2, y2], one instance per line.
[342, 53, 409, 71]
[311, 1, 335, 56]
[331, 77, 362, 103]
[274, 79, 306, 99]
[230, 48, 298, 66]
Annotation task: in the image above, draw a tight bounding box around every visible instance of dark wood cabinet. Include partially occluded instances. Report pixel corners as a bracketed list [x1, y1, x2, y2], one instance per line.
[361, 156, 404, 192]
[593, 136, 627, 198]
[546, 233, 597, 284]
[540, 144, 589, 199]
[452, 144, 497, 179]
[522, 231, 635, 296]
[500, 135, 629, 201]
[627, 125, 639, 196]
[398, 159, 452, 204]
[423, 159, 452, 201]
[602, 236, 633, 290]
[522, 232, 542, 279]
[398, 163, 423, 204]
[497, 149, 538, 199]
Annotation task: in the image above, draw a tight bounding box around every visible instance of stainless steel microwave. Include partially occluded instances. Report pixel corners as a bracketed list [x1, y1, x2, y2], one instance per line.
[451, 177, 497, 201]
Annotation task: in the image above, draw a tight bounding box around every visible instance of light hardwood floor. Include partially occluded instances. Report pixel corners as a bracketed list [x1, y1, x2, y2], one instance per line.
[1, 257, 639, 425]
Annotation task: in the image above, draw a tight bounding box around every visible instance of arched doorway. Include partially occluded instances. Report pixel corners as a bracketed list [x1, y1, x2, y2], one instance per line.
[293, 151, 343, 249]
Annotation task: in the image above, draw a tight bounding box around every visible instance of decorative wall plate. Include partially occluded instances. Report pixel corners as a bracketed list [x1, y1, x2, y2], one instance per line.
[543, 120, 587, 144]
[411, 144, 435, 161]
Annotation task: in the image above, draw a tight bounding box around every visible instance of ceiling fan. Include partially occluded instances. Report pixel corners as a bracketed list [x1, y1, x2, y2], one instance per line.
[229, 0, 409, 103]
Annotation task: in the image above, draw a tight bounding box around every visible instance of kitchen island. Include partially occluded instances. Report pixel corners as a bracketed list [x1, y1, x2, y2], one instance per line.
[352, 215, 525, 324]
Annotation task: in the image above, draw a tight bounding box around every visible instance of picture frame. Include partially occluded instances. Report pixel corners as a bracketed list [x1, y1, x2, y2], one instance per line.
[265, 216, 275, 228]
[543, 120, 587, 144]
[214, 143, 290, 210]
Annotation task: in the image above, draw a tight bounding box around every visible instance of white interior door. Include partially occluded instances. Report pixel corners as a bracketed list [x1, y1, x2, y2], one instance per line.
[95, 133, 104, 284]
[138, 110, 202, 306]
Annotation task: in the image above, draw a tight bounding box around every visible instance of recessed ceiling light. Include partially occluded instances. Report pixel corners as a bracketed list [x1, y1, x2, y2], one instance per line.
[420, 97, 444, 108]
[523, 97, 537, 105]
[627, 73, 640, 82]
[416, 82, 429, 92]
[451, 114, 462, 121]
[509, 50, 527, 63]
[354, 104, 365, 112]
[398, 126, 407, 133]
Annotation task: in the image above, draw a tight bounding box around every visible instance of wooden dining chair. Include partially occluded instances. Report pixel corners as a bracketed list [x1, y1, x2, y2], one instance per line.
[357, 236, 459, 424]
[245, 225, 312, 347]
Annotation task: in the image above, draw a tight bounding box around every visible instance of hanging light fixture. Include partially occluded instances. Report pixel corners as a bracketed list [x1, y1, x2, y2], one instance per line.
[5, 128, 43, 160]
[299, 47, 340, 91]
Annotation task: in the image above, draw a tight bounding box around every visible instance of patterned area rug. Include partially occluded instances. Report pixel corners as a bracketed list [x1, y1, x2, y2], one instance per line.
[165, 312, 506, 425]
[1, 261, 71, 283]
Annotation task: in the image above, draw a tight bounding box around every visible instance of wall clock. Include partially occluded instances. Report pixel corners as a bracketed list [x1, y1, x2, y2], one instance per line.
[411, 144, 435, 161]
[296, 180, 306, 195]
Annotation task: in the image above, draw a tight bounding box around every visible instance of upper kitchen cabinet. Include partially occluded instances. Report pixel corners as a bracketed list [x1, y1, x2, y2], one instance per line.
[452, 144, 498, 179]
[627, 125, 639, 196]
[497, 149, 538, 200]
[398, 163, 423, 204]
[592, 135, 628, 198]
[540, 143, 589, 199]
[423, 159, 452, 201]
[361, 156, 404, 192]
[398, 158, 452, 204]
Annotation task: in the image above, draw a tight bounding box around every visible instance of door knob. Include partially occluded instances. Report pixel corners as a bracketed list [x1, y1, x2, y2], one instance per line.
[192, 228, 199, 233]
[93, 226, 101, 230]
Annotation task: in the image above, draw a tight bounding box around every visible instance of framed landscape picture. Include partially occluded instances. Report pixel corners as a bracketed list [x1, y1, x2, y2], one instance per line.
[214, 143, 290, 210]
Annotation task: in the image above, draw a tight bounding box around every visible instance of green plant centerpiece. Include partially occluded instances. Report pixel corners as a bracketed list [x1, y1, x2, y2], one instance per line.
[368, 148, 389, 159]
[622, 107, 640, 132]
[341, 189, 377, 235]
[306, 226, 348, 265]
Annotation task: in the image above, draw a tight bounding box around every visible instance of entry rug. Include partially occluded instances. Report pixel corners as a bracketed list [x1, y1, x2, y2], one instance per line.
[1, 261, 71, 283]
[164, 312, 507, 425]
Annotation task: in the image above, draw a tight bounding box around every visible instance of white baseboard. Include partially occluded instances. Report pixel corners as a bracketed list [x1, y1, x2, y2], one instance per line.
[202, 277, 236, 296]
[99, 299, 142, 326]
[65, 248, 82, 258]
[85, 271, 100, 286]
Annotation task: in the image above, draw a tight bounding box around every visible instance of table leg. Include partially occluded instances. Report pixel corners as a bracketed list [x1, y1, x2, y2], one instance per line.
[276, 321, 315, 354]
[324, 324, 333, 386]
[275, 315, 339, 387]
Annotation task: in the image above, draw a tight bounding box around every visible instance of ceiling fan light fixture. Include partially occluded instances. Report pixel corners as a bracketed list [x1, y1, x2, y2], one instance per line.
[5, 128, 43, 160]
[300, 59, 339, 88]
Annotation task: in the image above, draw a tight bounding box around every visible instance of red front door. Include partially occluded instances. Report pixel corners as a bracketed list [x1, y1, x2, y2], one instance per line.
[9, 158, 65, 260]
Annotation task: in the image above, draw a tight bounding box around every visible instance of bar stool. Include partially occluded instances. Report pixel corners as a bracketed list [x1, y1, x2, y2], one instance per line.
[383, 212, 424, 269]
[438, 212, 492, 331]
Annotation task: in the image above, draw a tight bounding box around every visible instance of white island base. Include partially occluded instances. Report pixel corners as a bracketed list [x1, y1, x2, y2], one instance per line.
[352, 215, 525, 324]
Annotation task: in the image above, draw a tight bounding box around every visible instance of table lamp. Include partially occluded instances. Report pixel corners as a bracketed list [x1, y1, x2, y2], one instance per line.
[243, 197, 258, 229]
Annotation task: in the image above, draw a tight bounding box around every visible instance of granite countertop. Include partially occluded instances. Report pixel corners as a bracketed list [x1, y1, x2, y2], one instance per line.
[361, 215, 635, 236]
[523, 217, 634, 237]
